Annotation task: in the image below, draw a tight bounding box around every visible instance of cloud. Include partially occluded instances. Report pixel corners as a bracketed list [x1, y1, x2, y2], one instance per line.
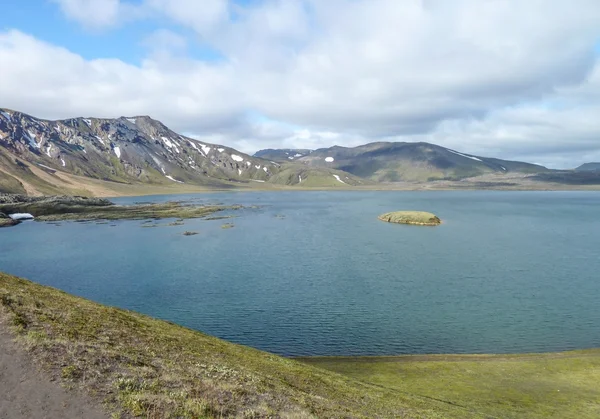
[145, 0, 229, 36]
[4, 1, 600, 167]
[51, 0, 124, 28]
[0, 30, 245, 132]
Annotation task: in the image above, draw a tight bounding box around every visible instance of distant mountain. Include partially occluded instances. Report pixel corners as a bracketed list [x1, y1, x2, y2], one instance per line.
[575, 162, 600, 171]
[256, 142, 548, 182]
[531, 171, 600, 185]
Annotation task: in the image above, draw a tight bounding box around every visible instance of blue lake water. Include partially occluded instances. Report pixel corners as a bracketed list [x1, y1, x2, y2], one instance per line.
[1, 191, 599, 356]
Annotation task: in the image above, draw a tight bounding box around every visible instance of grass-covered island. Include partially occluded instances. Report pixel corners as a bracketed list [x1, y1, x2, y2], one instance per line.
[0, 193, 240, 227]
[378, 211, 442, 226]
[1, 273, 599, 418]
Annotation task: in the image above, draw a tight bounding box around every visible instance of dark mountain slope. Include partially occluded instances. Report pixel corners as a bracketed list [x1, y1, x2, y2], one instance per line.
[257, 142, 548, 182]
[575, 162, 600, 171]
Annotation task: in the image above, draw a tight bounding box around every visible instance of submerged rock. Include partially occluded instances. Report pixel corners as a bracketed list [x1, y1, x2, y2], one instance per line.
[378, 211, 441, 226]
[0, 212, 19, 227]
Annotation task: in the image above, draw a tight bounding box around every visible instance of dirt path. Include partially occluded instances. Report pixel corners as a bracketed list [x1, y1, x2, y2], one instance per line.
[0, 317, 107, 419]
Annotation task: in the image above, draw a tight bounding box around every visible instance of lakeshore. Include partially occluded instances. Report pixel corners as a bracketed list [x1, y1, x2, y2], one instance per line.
[2, 272, 599, 418]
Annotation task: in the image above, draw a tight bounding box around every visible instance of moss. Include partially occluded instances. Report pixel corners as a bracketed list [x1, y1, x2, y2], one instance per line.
[378, 211, 441, 226]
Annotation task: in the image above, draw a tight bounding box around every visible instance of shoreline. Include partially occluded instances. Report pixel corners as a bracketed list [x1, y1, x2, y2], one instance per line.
[2, 272, 599, 418]
[102, 182, 600, 198]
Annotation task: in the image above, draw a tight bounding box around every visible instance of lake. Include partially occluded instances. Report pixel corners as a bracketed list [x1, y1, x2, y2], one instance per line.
[1, 191, 599, 356]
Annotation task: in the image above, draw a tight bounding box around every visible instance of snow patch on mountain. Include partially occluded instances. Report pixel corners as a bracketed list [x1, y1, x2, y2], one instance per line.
[333, 174, 346, 184]
[446, 149, 483, 162]
[165, 175, 183, 183]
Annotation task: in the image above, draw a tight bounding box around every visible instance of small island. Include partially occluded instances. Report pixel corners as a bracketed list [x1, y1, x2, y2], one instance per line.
[378, 211, 441, 226]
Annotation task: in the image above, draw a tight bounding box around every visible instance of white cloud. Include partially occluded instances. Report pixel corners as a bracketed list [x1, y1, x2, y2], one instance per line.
[52, 0, 123, 28]
[145, 0, 229, 35]
[3, 0, 600, 168]
[0, 30, 244, 131]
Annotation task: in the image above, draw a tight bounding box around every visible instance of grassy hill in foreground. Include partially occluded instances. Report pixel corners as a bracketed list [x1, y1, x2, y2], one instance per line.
[1, 272, 599, 418]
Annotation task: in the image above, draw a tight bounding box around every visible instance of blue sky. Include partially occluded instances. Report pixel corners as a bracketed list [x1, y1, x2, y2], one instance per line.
[1, 0, 600, 168]
[0, 0, 225, 64]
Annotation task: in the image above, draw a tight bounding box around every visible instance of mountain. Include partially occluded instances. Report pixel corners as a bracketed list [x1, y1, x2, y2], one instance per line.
[0, 108, 284, 195]
[256, 142, 548, 182]
[0, 107, 557, 196]
[575, 162, 600, 171]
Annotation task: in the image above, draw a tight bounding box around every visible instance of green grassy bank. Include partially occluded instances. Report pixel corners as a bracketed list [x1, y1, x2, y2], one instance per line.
[300, 352, 600, 419]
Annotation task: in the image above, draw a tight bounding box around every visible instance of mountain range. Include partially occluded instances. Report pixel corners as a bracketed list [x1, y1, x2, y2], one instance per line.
[0, 107, 597, 196]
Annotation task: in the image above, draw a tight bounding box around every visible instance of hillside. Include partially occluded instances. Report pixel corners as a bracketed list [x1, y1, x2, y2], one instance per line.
[256, 142, 548, 182]
[0, 272, 482, 418]
[575, 162, 600, 171]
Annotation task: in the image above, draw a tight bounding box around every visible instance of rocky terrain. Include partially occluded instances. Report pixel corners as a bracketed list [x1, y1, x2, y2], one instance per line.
[0, 193, 235, 227]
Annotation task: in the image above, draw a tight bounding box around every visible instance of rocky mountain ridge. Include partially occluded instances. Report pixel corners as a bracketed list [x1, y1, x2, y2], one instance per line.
[0, 108, 277, 190]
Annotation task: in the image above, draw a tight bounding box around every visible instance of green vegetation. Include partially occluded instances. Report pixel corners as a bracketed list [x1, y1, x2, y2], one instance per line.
[221, 223, 235, 229]
[301, 353, 600, 419]
[0, 273, 485, 418]
[34, 202, 234, 222]
[378, 211, 441, 226]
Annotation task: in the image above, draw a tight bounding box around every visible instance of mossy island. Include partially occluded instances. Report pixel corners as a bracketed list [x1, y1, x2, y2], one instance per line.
[378, 211, 441, 226]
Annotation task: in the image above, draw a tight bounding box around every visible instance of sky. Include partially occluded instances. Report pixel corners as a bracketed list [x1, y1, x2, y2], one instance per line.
[1, 1, 600, 168]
